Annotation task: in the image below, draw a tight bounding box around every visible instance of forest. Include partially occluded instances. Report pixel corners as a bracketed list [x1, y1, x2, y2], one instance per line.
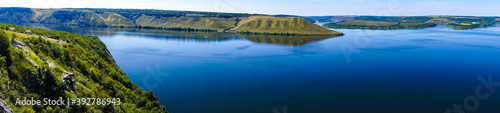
[0, 24, 166, 112]
[444, 16, 497, 29]
[69, 8, 260, 20]
[321, 16, 498, 30]
[323, 20, 437, 30]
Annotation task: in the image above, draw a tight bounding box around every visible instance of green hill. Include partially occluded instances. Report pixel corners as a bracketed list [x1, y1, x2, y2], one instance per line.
[444, 16, 497, 29]
[0, 8, 135, 27]
[134, 14, 237, 31]
[232, 16, 343, 35]
[242, 34, 339, 45]
[0, 8, 342, 34]
[320, 16, 498, 30]
[0, 7, 245, 31]
[323, 20, 437, 29]
[0, 24, 166, 112]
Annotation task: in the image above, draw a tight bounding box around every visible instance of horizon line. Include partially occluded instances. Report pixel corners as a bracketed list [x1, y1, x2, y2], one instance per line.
[1, 6, 499, 17]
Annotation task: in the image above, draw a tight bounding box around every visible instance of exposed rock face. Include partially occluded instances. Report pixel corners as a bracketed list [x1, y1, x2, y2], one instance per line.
[0, 8, 132, 27]
[0, 7, 39, 22]
[0, 99, 13, 113]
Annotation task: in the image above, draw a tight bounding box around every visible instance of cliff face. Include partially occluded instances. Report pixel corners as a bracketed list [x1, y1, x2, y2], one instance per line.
[0, 99, 13, 113]
[134, 14, 237, 30]
[0, 7, 343, 35]
[0, 24, 166, 112]
[0, 7, 233, 29]
[0, 7, 40, 22]
[0, 8, 134, 27]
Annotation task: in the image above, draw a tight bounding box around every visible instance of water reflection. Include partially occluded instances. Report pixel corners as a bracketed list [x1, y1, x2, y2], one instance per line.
[1, 21, 341, 46]
[242, 34, 340, 46]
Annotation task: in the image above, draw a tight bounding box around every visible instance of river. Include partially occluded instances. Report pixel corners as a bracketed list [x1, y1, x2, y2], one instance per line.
[3, 21, 500, 113]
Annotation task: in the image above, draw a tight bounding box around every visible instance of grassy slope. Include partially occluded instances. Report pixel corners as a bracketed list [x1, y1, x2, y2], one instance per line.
[1, 8, 342, 34]
[426, 18, 450, 25]
[0, 8, 135, 27]
[0, 8, 39, 22]
[323, 16, 437, 30]
[333, 20, 398, 26]
[445, 16, 497, 29]
[232, 16, 343, 35]
[322, 16, 499, 30]
[0, 8, 239, 30]
[0, 24, 166, 112]
[99, 12, 135, 27]
[39, 10, 135, 27]
[135, 14, 237, 31]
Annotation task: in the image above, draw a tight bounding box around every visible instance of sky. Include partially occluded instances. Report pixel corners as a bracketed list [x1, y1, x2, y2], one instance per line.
[0, 0, 498, 16]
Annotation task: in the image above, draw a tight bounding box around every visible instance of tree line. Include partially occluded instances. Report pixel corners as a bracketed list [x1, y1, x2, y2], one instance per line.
[69, 8, 260, 20]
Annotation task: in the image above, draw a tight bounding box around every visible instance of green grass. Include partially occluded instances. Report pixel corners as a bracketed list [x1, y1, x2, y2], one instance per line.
[135, 15, 237, 31]
[232, 16, 343, 35]
[98, 12, 136, 27]
[321, 16, 498, 30]
[323, 20, 437, 30]
[444, 16, 496, 29]
[0, 24, 166, 112]
[2, 8, 342, 34]
[426, 18, 450, 25]
[333, 20, 398, 26]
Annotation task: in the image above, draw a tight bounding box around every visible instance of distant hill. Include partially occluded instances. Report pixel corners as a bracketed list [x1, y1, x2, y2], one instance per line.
[0, 8, 135, 27]
[0, 8, 246, 31]
[319, 16, 499, 30]
[0, 7, 342, 35]
[304, 16, 358, 22]
[134, 14, 237, 30]
[0, 7, 41, 22]
[232, 16, 343, 35]
[323, 20, 437, 30]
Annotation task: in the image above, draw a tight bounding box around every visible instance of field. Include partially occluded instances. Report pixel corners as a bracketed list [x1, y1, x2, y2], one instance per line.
[444, 16, 496, 29]
[426, 18, 450, 25]
[333, 20, 398, 26]
[323, 20, 436, 30]
[322, 16, 498, 30]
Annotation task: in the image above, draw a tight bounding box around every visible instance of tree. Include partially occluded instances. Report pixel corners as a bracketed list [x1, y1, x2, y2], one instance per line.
[0, 30, 12, 67]
[0, 31, 10, 56]
[11, 34, 17, 43]
[0, 54, 5, 68]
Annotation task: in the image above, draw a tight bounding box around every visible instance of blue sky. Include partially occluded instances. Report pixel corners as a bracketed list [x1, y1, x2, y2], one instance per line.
[0, 0, 498, 16]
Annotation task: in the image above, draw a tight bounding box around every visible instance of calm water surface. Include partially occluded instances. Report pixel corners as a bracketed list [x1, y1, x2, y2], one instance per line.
[4, 22, 500, 113]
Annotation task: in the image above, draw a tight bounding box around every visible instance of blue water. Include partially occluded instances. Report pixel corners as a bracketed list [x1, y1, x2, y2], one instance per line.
[5, 22, 500, 113]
